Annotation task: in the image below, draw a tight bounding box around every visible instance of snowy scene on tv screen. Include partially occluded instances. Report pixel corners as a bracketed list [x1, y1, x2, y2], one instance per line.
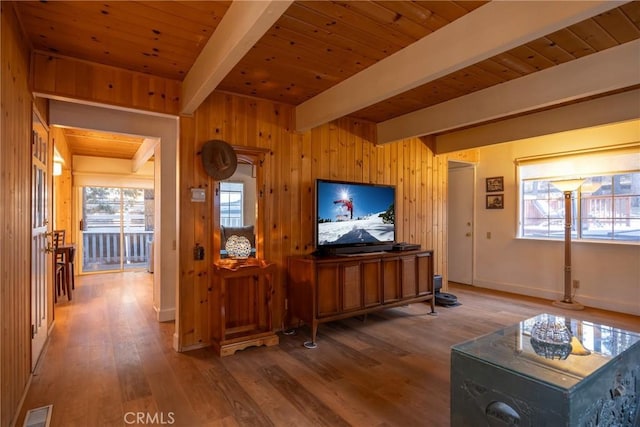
[317, 181, 395, 246]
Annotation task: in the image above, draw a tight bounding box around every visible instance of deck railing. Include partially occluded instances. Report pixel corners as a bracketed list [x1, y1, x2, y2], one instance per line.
[82, 231, 153, 271]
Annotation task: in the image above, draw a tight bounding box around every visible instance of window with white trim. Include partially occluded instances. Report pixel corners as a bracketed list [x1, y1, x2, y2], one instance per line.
[517, 145, 640, 243]
[220, 182, 244, 227]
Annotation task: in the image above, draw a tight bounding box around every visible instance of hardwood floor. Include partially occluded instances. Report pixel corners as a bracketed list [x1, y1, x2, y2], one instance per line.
[18, 273, 639, 427]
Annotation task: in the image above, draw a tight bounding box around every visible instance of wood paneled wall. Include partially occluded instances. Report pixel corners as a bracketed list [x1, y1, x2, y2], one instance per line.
[31, 51, 181, 116]
[19, 10, 451, 356]
[1, 3, 37, 426]
[52, 127, 73, 236]
[1, 4, 452, 423]
[178, 91, 449, 350]
[445, 149, 479, 163]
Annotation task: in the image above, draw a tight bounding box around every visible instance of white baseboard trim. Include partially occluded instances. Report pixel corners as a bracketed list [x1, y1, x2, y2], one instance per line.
[471, 279, 640, 316]
[575, 293, 640, 317]
[173, 333, 180, 352]
[154, 305, 175, 322]
[472, 279, 558, 301]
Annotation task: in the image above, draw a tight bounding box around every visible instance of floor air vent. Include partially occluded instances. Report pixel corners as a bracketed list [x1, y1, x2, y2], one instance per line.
[23, 405, 52, 427]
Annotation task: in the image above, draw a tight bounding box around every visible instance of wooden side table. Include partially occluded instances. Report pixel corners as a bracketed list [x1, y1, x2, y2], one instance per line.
[211, 259, 279, 356]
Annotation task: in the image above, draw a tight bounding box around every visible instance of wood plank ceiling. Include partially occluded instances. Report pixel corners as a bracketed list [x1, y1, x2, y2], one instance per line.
[218, 1, 488, 109]
[15, 0, 640, 157]
[58, 128, 147, 160]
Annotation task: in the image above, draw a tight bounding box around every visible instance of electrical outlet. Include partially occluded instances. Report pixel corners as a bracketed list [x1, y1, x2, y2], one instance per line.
[572, 280, 580, 289]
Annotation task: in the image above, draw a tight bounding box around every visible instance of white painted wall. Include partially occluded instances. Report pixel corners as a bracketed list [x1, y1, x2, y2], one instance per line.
[472, 121, 640, 315]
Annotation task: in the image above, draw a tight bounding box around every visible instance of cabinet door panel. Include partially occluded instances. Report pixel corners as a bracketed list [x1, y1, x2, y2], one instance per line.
[417, 253, 433, 295]
[226, 276, 257, 330]
[341, 262, 362, 312]
[317, 264, 340, 317]
[362, 259, 382, 307]
[400, 256, 417, 298]
[382, 258, 400, 302]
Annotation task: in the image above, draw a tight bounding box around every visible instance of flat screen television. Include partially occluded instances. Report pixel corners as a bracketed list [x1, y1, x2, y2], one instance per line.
[315, 179, 396, 254]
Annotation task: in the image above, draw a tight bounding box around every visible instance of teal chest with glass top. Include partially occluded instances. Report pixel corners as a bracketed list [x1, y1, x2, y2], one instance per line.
[451, 313, 640, 426]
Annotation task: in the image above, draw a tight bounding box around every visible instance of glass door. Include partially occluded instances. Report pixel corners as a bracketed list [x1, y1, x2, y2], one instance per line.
[81, 186, 153, 273]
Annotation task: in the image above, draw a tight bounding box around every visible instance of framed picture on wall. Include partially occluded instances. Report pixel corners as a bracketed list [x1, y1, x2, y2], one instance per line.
[486, 194, 504, 209]
[486, 176, 504, 192]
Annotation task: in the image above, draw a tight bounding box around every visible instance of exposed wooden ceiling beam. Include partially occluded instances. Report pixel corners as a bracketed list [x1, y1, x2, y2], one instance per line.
[294, 0, 627, 132]
[132, 137, 160, 172]
[434, 92, 640, 154]
[181, 0, 293, 115]
[377, 40, 640, 144]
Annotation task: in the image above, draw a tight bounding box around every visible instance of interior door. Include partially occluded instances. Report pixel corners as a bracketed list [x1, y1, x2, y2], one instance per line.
[448, 163, 475, 284]
[31, 110, 51, 370]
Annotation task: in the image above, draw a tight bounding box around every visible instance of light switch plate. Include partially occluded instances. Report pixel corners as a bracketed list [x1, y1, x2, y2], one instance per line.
[190, 188, 206, 202]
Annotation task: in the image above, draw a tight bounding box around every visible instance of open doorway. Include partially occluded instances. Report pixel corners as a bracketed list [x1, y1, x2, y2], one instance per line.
[448, 161, 475, 285]
[51, 125, 156, 273]
[51, 125, 157, 304]
[48, 98, 178, 332]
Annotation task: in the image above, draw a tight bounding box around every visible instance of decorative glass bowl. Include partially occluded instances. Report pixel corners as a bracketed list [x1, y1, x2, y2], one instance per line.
[530, 319, 572, 360]
[225, 235, 252, 258]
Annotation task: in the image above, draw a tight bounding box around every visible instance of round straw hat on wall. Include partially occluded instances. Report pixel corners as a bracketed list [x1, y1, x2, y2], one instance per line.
[201, 140, 237, 180]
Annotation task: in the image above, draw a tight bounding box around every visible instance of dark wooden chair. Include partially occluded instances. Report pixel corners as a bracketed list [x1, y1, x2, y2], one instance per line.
[53, 230, 74, 301]
[67, 246, 76, 291]
[55, 263, 65, 302]
[53, 229, 65, 248]
[53, 229, 65, 264]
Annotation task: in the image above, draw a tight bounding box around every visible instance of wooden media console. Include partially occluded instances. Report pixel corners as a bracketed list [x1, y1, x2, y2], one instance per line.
[287, 250, 436, 348]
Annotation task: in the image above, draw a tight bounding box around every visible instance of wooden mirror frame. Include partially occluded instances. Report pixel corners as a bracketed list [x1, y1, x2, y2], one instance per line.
[212, 145, 268, 264]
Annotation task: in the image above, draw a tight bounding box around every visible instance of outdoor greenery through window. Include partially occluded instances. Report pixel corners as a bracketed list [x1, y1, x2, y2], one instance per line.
[220, 182, 244, 227]
[518, 146, 640, 243]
